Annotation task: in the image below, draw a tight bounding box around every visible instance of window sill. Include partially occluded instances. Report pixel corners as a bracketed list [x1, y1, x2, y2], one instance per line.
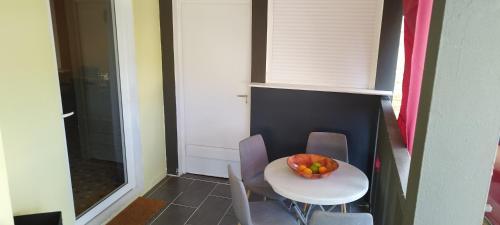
[249, 83, 393, 96]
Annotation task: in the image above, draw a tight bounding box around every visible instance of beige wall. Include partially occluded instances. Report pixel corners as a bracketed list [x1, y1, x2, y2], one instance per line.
[0, 1, 76, 223]
[0, 0, 167, 224]
[0, 130, 14, 225]
[133, 0, 168, 191]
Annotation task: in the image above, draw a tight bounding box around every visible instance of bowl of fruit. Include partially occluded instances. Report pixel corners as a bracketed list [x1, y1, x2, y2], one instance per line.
[287, 154, 339, 179]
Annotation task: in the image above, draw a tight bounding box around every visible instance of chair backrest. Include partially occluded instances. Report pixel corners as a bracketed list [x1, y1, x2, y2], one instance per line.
[309, 212, 373, 225]
[306, 132, 349, 162]
[239, 134, 270, 182]
[228, 165, 253, 225]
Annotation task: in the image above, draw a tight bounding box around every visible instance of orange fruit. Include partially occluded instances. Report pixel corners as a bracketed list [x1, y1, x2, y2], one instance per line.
[298, 164, 307, 171]
[319, 166, 328, 174]
[302, 168, 313, 176]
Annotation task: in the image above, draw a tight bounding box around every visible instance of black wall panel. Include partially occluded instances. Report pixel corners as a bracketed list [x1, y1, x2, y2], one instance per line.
[159, 0, 178, 174]
[251, 87, 380, 181]
[374, 0, 403, 91]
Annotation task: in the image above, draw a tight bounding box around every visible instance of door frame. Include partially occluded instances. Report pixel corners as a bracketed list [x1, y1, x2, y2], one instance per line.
[171, 0, 187, 175]
[77, 0, 143, 223]
[171, 0, 252, 177]
[48, 0, 143, 224]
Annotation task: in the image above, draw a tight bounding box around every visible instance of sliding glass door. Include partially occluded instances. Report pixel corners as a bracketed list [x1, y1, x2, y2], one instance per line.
[50, 0, 127, 218]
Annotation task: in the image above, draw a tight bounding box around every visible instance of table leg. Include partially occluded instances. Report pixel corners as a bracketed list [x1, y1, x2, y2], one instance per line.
[291, 201, 307, 225]
[326, 205, 337, 212]
[305, 204, 314, 222]
[341, 204, 347, 213]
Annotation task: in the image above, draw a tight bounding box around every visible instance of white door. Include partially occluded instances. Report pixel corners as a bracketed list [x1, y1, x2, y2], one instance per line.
[175, 0, 251, 178]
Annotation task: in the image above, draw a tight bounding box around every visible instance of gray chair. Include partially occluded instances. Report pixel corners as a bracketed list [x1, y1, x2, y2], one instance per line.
[309, 212, 373, 225]
[228, 165, 298, 225]
[306, 132, 349, 212]
[239, 135, 284, 200]
[306, 132, 349, 162]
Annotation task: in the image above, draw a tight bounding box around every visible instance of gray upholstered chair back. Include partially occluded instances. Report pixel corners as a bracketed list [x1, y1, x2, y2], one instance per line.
[239, 134, 270, 182]
[309, 212, 373, 225]
[228, 165, 253, 225]
[306, 132, 349, 162]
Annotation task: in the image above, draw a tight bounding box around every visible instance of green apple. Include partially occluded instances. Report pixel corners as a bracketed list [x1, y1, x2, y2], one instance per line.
[310, 165, 320, 174]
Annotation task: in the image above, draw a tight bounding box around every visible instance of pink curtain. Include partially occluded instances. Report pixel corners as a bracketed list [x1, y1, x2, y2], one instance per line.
[398, 0, 433, 154]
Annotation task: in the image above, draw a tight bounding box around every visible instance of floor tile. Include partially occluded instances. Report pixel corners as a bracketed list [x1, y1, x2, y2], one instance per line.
[144, 177, 169, 197]
[306, 201, 369, 214]
[181, 173, 229, 184]
[248, 192, 265, 202]
[210, 184, 231, 198]
[349, 201, 370, 213]
[174, 180, 216, 207]
[149, 177, 193, 203]
[186, 196, 231, 225]
[218, 206, 239, 225]
[150, 204, 195, 225]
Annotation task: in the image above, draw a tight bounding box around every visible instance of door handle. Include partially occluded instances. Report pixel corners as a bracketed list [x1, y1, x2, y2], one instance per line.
[63, 111, 75, 119]
[237, 94, 248, 104]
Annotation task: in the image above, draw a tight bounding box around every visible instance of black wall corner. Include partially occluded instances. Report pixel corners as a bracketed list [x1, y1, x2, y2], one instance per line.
[251, 0, 267, 83]
[159, 0, 179, 174]
[374, 0, 403, 91]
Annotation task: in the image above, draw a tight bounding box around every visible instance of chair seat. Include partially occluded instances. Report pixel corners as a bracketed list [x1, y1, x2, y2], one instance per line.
[250, 201, 298, 225]
[245, 172, 285, 201]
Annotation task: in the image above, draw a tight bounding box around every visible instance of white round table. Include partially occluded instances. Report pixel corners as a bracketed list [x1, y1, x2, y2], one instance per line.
[264, 157, 369, 206]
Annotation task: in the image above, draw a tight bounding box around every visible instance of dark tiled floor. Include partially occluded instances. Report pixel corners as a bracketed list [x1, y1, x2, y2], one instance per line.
[186, 196, 232, 225]
[210, 184, 232, 198]
[218, 208, 238, 225]
[181, 173, 229, 184]
[145, 173, 369, 225]
[152, 204, 196, 225]
[174, 180, 216, 207]
[145, 174, 237, 225]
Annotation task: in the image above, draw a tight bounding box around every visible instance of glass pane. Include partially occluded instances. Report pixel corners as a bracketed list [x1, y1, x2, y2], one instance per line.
[50, 0, 126, 217]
